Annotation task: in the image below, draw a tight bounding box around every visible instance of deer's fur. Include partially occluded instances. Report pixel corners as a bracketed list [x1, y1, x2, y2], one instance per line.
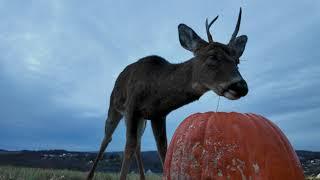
[87, 8, 249, 180]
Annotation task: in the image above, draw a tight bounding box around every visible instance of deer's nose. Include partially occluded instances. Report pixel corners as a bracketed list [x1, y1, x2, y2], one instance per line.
[229, 80, 248, 96]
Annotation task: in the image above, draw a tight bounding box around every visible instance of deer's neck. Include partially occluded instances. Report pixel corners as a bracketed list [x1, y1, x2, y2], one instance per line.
[141, 58, 209, 117]
[169, 58, 208, 98]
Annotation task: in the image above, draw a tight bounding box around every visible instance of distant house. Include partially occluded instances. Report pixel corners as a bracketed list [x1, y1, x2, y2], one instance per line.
[146, 169, 153, 174]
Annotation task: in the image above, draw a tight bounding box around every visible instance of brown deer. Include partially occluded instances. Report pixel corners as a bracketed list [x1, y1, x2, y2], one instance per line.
[87, 8, 248, 180]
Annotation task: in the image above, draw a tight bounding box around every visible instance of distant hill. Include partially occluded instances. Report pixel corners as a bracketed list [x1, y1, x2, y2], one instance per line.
[0, 149, 319, 176]
[296, 150, 320, 160]
[296, 150, 320, 176]
[0, 149, 161, 173]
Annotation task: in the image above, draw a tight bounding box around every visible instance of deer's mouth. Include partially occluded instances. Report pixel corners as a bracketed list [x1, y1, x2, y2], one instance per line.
[207, 81, 247, 100]
[222, 89, 241, 100]
[211, 86, 242, 100]
[217, 80, 248, 100]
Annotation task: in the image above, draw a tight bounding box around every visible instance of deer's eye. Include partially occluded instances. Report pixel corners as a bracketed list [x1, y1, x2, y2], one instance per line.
[206, 58, 219, 68]
[208, 55, 219, 61]
[215, 53, 224, 60]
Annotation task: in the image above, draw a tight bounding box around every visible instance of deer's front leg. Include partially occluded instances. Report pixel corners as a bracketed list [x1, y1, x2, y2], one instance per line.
[120, 114, 145, 180]
[151, 117, 167, 166]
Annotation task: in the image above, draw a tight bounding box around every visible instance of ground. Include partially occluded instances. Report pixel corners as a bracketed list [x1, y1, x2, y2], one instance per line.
[0, 166, 161, 180]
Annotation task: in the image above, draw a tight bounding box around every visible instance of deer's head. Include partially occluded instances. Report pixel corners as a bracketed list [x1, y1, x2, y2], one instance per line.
[178, 8, 248, 100]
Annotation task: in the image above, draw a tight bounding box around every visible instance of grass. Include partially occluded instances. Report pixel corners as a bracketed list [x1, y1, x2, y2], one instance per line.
[0, 166, 318, 180]
[306, 177, 320, 180]
[0, 166, 162, 180]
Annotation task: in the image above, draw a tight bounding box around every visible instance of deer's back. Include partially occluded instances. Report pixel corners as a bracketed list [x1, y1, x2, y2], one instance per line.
[111, 55, 176, 113]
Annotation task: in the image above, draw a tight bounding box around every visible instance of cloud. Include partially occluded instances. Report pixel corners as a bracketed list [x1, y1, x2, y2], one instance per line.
[0, 0, 319, 151]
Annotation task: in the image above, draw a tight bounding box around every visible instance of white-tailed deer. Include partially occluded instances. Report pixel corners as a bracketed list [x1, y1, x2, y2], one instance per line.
[87, 8, 248, 180]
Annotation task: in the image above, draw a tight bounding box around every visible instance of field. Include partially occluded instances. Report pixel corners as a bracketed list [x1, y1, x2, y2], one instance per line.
[0, 166, 162, 180]
[306, 176, 320, 180]
[0, 166, 319, 180]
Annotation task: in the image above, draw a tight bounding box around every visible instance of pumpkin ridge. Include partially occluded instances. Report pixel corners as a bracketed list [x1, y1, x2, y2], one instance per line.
[264, 116, 294, 178]
[262, 116, 303, 178]
[255, 114, 269, 177]
[199, 112, 212, 179]
[178, 114, 196, 179]
[166, 114, 194, 179]
[246, 113, 269, 178]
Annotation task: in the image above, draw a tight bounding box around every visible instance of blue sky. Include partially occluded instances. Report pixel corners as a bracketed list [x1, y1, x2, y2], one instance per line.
[0, 0, 319, 151]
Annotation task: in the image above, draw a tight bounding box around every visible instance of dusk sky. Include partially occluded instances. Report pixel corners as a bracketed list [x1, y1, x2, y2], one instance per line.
[0, 0, 319, 152]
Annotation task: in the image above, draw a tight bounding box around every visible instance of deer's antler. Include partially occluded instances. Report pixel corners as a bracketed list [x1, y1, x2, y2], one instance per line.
[229, 8, 242, 43]
[206, 16, 219, 43]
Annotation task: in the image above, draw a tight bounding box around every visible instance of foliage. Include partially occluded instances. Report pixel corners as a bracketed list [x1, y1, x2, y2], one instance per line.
[0, 166, 318, 179]
[0, 166, 162, 180]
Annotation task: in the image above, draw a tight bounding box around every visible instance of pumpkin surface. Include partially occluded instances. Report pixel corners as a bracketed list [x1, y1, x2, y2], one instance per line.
[163, 112, 304, 180]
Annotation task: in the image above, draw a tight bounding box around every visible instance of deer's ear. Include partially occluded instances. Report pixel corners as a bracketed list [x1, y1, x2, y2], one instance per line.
[229, 35, 248, 58]
[178, 24, 207, 52]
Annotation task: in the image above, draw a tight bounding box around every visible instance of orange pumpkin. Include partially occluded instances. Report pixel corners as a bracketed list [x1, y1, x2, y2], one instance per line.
[163, 112, 304, 180]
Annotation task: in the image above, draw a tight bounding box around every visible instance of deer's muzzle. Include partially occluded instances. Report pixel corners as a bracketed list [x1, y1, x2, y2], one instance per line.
[227, 80, 248, 97]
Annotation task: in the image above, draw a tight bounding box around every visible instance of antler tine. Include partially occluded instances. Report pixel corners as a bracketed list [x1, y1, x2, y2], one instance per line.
[229, 7, 242, 43]
[205, 15, 219, 43]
